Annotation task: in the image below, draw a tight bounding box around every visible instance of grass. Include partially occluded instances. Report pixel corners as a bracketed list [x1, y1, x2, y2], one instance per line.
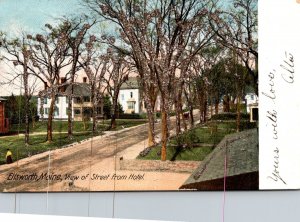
[138, 120, 257, 161]
[108, 119, 147, 131]
[1, 119, 147, 165]
[10, 119, 147, 133]
[140, 145, 214, 161]
[0, 132, 99, 165]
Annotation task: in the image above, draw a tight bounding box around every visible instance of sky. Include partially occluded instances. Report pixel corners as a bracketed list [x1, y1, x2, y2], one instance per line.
[0, 0, 87, 96]
[0, 0, 248, 96]
[0, 0, 85, 35]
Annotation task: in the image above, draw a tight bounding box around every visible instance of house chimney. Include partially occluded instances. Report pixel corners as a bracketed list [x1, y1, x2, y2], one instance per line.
[61, 77, 66, 84]
[60, 77, 67, 92]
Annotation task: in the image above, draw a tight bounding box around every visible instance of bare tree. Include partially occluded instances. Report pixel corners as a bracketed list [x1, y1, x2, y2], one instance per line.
[209, 0, 257, 83]
[84, 0, 213, 161]
[209, 0, 257, 131]
[104, 49, 130, 129]
[173, 18, 215, 135]
[0, 34, 33, 145]
[80, 35, 108, 132]
[64, 18, 95, 139]
[26, 22, 73, 142]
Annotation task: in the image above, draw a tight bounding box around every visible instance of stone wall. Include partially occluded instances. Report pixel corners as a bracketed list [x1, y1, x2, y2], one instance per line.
[119, 160, 200, 173]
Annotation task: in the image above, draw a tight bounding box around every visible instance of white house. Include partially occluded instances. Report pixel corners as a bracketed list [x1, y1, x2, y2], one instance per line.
[37, 82, 103, 121]
[245, 93, 258, 113]
[37, 96, 69, 120]
[118, 77, 144, 114]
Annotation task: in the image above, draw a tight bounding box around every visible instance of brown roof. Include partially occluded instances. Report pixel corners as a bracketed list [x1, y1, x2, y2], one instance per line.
[65, 83, 91, 97]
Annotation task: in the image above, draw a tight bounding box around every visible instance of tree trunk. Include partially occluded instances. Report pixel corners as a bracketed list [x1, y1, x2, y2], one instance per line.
[223, 95, 230, 112]
[189, 106, 194, 127]
[110, 96, 118, 129]
[210, 95, 213, 117]
[92, 105, 96, 133]
[144, 93, 156, 147]
[147, 111, 155, 147]
[24, 96, 30, 146]
[178, 87, 187, 132]
[204, 99, 207, 123]
[230, 96, 235, 111]
[22, 55, 30, 146]
[215, 98, 219, 115]
[47, 92, 56, 142]
[23, 77, 30, 146]
[82, 107, 87, 130]
[161, 109, 167, 161]
[175, 100, 181, 136]
[67, 95, 73, 140]
[32, 111, 35, 129]
[199, 90, 205, 123]
[91, 83, 96, 133]
[179, 105, 187, 132]
[236, 95, 241, 132]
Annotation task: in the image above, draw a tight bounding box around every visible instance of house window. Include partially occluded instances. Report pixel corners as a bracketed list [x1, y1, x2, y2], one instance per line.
[74, 109, 81, 115]
[83, 77, 87, 83]
[121, 94, 124, 101]
[130, 92, 133, 98]
[75, 97, 81, 104]
[83, 96, 90, 102]
[66, 97, 69, 104]
[44, 108, 49, 114]
[44, 98, 47, 104]
[60, 78, 67, 92]
[56, 97, 59, 104]
[54, 107, 59, 116]
[128, 101, 135, 110]
[251, 95, 254, 100]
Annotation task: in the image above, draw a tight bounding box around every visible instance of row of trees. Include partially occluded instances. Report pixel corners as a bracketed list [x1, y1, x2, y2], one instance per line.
[0, 17, 133, 145]
[0, 0, 257, 161]
[83, 0, 257, 160]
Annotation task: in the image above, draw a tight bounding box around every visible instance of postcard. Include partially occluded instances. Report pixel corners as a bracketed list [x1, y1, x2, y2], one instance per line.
[259, 0, 300, 190]
[0, 0, 295, 192]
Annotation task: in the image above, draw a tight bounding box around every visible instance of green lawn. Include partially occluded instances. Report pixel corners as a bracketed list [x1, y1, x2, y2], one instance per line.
[139, 144, 214, 161]
[10, 119, 147, 133]
[1, 119, 147, 165]
[108, 119, 148, 131]
[0, 132, 99, 165]
[138, 121, 257, 161]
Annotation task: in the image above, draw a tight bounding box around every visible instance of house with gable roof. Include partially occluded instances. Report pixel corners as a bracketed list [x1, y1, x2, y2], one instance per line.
[37, 77, 103, 121]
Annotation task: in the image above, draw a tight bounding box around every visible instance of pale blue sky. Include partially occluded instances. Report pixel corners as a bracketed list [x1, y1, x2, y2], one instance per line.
[0, 0, 85, 35]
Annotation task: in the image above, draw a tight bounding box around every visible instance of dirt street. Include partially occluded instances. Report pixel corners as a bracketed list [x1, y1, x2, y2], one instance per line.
[0, 111, 201, 192]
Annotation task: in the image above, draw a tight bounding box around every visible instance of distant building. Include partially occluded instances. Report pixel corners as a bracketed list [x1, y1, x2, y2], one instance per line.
[245, 93, 258, 113]
[37, 83, 103, 121]
[244, 86, 258, 113]
[0, 97, 9, 134]
[118, 77, 145, 114]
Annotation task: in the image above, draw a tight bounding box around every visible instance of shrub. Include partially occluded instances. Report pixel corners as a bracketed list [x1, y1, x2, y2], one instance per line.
[117, 113, 143, 119]
[175, 129, 198, 149]
[211, 112, 250, 121]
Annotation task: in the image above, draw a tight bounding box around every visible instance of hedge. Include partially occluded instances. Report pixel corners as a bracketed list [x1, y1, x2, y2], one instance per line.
[211, 112, 250, 121]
